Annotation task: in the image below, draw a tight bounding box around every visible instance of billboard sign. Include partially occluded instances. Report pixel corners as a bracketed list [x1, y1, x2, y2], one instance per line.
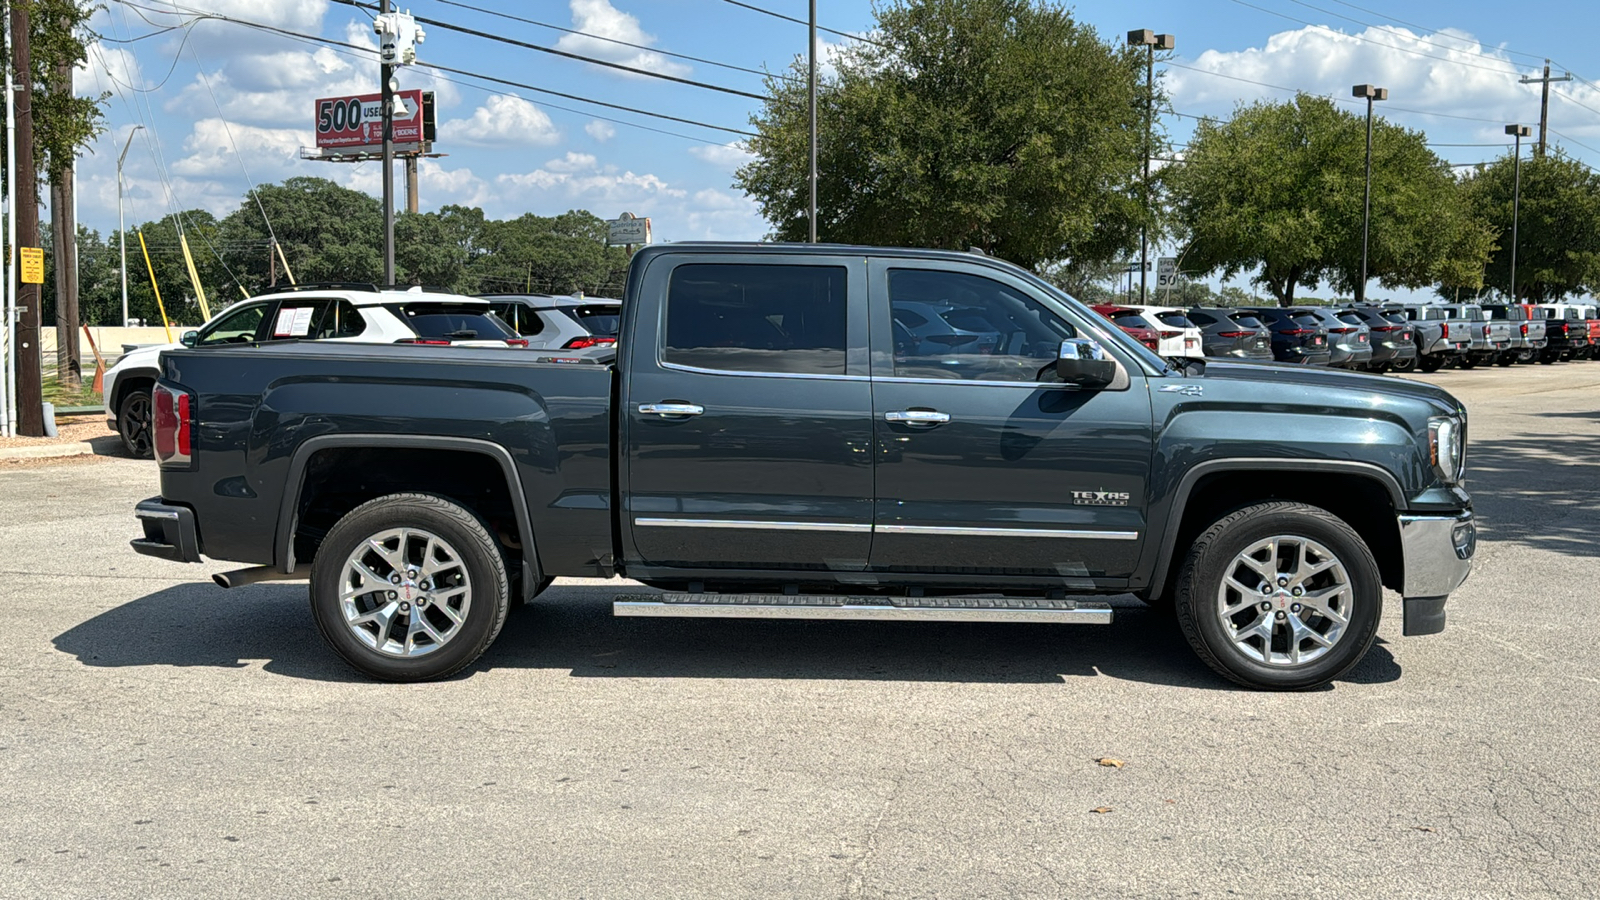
[314, 89, 433, 150]
[607, 213, 652, 246]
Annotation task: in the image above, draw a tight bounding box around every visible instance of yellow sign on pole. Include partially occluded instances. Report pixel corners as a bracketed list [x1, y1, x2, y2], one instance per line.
[19, 247, 44, 284]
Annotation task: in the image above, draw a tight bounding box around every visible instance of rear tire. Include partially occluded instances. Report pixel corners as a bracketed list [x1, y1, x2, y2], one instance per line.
[1173, 501, 1382, 691]
[117, 390, 154, 459]
[1388, 357, 1415, 373]
[1495, 354, 1515, 367]
[309, 493, 509, 682]
[1417, 355, 1443, 373]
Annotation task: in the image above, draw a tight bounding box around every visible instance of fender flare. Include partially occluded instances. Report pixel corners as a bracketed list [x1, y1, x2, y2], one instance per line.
[109, 367, 162, 412]
[1142, 458, 1406, 596]
[275, 434, 541, 594]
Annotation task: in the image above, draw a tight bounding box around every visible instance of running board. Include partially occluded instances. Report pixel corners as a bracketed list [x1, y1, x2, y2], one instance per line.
[613, 593, 1113, 625]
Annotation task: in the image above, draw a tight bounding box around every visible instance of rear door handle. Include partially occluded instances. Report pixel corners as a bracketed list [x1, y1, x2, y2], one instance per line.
[638, 403, 705, 417]
[884, 409, 950, 426]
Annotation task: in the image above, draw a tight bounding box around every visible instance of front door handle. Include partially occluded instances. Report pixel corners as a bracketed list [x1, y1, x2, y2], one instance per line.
[638, 402, 705, 417]
[885, 409, 951, 426]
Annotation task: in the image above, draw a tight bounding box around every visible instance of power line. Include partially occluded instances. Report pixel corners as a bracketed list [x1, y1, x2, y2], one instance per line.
[1164, 60, 1511, 124]
[720, 0, 889, 49]
[429, 0, 793, 84]
[328, 0, 767, 100]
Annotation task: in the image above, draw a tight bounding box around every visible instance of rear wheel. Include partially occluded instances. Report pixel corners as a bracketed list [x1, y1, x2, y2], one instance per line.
[1417, 355, 1443, 373]
[309, 493, 509, 682]
[1388, 356, 1415, 373]
[1457, 355, 1478, 369]
[1173, 502, 1381, 690]
[117, 390, 154, 459]
[1495, 353, 1515, 367]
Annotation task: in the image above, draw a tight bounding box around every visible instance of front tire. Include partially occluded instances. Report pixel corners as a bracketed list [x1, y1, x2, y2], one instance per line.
[1173, 501, 1382, 690]
[1417, 355, 1443, 373]
[309, 493, 509, 682]
[117, 390, 154, 459]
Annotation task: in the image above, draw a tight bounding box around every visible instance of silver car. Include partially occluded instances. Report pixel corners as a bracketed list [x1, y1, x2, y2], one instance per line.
[485, 294, 622, 350]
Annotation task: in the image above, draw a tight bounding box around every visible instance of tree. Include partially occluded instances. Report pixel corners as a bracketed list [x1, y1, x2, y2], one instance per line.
[122, 211, 234, 328]
[1167, 94, 1492, 305]
[219, 177, 383, 290]
[736, 0, 1158, 270]
[1457, 151, 1600, 301]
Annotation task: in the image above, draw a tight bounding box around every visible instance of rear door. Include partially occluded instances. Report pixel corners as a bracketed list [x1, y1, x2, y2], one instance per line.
[621, 254, 874, 573]
[865, 258, 1153, 585]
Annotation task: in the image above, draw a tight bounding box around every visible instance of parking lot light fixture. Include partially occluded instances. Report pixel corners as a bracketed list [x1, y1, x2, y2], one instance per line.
[1129, 29, 1175, 303]
[1352, 84, 1388, 305]
[1506, 124, 1532, 301]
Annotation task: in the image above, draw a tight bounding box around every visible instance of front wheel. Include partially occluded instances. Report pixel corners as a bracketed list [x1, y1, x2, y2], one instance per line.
[117, 390, 154, 459]
[1173, 501, 1382, 690]
[309, 493, 510, 682]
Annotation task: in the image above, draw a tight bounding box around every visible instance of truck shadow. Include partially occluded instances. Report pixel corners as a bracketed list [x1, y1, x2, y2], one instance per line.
[52, 582, 1400, 689]
[1464, 425, 1600, 557]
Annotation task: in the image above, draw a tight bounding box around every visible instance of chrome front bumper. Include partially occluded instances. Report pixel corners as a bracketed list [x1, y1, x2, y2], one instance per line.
[1397, 511, 1475, 636]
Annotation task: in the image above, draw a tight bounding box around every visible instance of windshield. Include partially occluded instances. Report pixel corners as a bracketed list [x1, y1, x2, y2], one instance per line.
[391, 303, 516, 341]
[565, 305, 621, 336]
[1155, 313, 1195, 328]
[1229, 314, 1264, 328]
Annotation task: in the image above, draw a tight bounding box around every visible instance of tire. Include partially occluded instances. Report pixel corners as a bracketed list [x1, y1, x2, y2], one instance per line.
[1388, 357, 1415, 373]
[1417, 355, 1443, 373]
[1172, 501, 1382, 690]
[1368, 362, 1390, 374]
[117, 390, 154, 459]
[309, 493, 510, 682]
[1457, 356, 1478, 370]
[1495, 353, 1515, 367]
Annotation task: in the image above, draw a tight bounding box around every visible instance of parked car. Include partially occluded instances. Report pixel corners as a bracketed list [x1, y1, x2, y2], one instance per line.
[1439, 304, 1508, 369]
[1389, 304, 1469, 373]
[1121, 305, 1204, 358]
[1089, 306, 1163, 352]
[1535, 304, 1595, 362]
[1239, 307, 1331, 365]
[104, 285, 523, 458]
[130, 241, 1474, 690]
[1183, 308, 1273, 360]
[482, 294, 623, 350]
[1481, 303, 1548, 365]
[1338, 306, 1417, 373]
[1583, 305, 1600, 359]
[1304, 309, 1373, 369]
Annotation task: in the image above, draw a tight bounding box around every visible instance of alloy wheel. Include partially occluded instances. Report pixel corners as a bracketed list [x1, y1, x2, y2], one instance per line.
[339, 527, 473, 658]
[1215, 535, 1353, 667]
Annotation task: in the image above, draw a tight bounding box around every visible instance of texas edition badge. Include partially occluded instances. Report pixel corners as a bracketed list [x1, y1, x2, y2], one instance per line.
[1073, 490, 1130, 507]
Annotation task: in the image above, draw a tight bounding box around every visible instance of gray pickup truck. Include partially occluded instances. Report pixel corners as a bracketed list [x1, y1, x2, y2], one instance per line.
[1391, 304, 1469, 372]
[1482, 303, 1548, 365]
[130, 243, 1475, 690]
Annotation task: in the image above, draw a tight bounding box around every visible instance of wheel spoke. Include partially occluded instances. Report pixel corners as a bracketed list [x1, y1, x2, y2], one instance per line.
[1215, 534, 1354, 668]
[341, 527, 471, 659]
[366, 536, 405, 573]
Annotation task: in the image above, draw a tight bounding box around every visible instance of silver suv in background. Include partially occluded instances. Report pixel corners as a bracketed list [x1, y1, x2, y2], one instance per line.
[483, 294, 622, 350]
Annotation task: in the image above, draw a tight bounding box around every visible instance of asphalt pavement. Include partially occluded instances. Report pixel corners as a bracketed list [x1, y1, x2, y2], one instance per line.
[2, 364, 1598, 898]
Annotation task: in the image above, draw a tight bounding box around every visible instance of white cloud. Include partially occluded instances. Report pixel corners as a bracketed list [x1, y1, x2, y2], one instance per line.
[585, 120, 616, 142]
[441, 94, 561, 147]
[555, 0, 691, 79]
[172, 119, 311, 177]
[76, 42, 140, 97]
[688, 141, 755, 170]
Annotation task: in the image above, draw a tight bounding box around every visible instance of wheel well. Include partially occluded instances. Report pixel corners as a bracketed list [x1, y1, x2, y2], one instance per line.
[292, 447, 526, 578]
[1159, 471, 1402, 601]
[111, 373, 156, 413]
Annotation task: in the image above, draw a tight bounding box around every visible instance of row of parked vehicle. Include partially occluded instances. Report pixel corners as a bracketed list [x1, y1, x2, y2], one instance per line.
[104, 286, 623, 458]
[1089, 300, 1600, 373]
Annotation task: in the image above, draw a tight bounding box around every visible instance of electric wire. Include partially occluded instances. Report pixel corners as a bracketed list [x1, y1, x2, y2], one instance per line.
[720, 0, 890, 49]
[1164, 61, 1513, 125]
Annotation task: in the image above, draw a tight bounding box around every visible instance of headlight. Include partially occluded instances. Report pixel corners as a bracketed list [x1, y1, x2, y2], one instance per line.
[1429, 417, 1466, 484]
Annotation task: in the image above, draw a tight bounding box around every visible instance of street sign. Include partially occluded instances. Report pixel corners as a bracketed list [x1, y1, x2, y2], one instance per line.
[1156, 257, 1182, 288]
[314, 89, 433, 150]
[607, 213, 651, 246]
[19, 247, 43, 284]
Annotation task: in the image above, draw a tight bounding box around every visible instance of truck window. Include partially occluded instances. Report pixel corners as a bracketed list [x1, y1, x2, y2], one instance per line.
[888, 269, 1075, 383]
[664, 264, 848, 375]
[195, 302, 268, 346]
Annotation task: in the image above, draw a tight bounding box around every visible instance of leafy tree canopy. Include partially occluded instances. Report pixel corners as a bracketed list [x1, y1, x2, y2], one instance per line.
[1457, 151, 1600, 301]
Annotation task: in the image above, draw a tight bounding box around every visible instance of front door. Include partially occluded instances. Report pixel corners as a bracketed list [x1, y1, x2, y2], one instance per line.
[867, 259, 1154, 588]
[623, 255, 874, 575]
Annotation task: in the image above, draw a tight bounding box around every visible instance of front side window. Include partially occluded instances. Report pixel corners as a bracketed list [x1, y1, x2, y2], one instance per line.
[195, 303, 267, 346]
[888, 269, 1076, 383]
[664, 264, 847, 375]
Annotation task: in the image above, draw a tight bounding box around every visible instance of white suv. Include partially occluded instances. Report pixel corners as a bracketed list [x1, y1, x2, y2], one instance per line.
[1122, 305, 1204, 358]
[105, 285, 523, 458]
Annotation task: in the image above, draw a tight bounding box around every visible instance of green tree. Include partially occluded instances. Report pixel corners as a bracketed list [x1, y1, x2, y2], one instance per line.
[219, 177, 383, 290]
[121, 211, 234, 327]
[1456, 151, 1600, 301]
[736, 0, 1159, 269]
[469, 210, 629, 296]
[1167, 94, 1492, 305]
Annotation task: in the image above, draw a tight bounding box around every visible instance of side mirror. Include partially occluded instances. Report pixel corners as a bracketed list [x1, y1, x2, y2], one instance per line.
[1056, 338, 1117, 388]
[180, 331, 199, 348]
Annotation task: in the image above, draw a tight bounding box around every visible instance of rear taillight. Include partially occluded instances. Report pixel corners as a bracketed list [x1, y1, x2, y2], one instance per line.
[152, 383, 193, 469]
[1520, 323, 1529, 336]
[504, 338, 530, 348]
[1482, 325, 1491, 337]
[1143, 339, 1160, 350]
[1281, 328, 1313, 335]
[1402, 331, 1411, 340]
[1330, 327, 1355, 334]
[1217, 330, 1252, 338]
[396, 338, 452, 345]
[563, 336, 618, 349]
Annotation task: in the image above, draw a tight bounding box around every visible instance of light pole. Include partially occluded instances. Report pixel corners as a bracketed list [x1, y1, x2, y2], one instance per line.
[808, 0, 817, 243]
[116, 125, 143, 328]
[1352, 84, 1387, 305]
[1506, 124, 1531, 301]
[1128, 29, 1174, 303]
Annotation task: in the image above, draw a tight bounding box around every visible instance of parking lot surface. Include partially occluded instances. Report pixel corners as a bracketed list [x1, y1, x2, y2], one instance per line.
[3, 365, 1598, 898]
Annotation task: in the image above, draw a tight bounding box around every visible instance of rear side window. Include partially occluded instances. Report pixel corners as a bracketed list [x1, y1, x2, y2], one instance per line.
[492, 303, 543, 336]
[1186, 311, 1216, 326]
[567, 305, 621, 336]
[1111, 313, 1154, 329]
[665, 264, 848, 375]
[315, 300, 366, 339]
[1156, 313, 1194, 328]
[392, 304, 516, 341]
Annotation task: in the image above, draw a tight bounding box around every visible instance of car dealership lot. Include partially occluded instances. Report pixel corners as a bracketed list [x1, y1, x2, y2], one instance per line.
[2, 365, 1598, 898]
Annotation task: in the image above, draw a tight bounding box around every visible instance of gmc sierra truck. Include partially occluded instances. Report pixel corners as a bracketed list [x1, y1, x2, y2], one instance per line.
[130, 243, 1475, 690]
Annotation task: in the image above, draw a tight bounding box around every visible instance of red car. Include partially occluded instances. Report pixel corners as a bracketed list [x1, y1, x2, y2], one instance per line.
[1091, 304, 1162, 352]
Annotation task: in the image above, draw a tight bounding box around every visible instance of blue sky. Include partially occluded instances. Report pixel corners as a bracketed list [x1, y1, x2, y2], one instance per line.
[75, 0, 1600, 298]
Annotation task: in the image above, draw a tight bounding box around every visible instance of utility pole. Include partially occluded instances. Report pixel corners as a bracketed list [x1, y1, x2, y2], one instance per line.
[807, 0, 817, 243]
[10, 1, 42, 435]
[1519, 62, 1572, 158]
[379, 0, 396, 286]
[405, 156, 419, 214]
[51, 40, 78, 386]
[1506, 124, 1531, 301]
